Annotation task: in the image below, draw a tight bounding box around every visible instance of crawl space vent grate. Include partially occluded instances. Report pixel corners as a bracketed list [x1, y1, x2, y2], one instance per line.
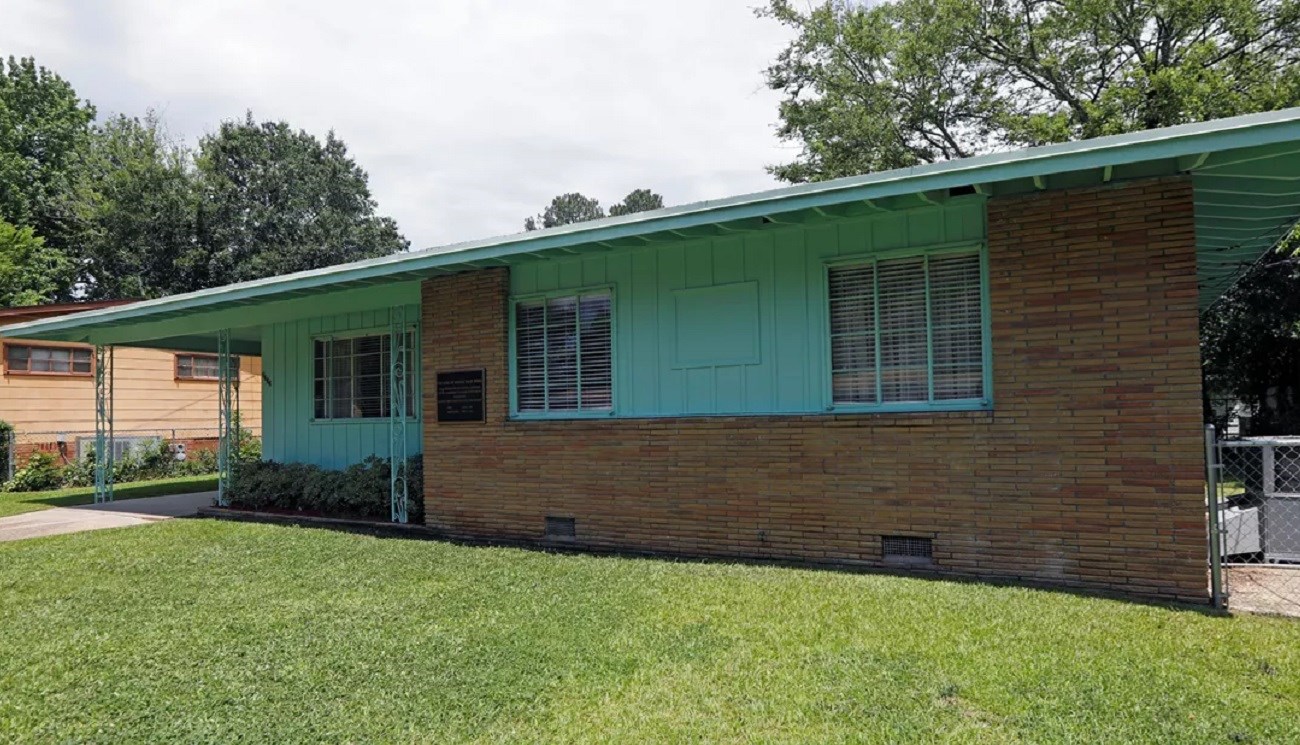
[882, 535, 933, 562]
[545, 516, 577, 539]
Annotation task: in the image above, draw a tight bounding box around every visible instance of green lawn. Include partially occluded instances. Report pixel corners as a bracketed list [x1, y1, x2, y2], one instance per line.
[1, 522, 1297, 742]
[0, 474, 218, 518]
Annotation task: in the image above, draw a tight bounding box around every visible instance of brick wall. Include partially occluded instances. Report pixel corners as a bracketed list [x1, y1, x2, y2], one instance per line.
[420, 176, 1208, 603]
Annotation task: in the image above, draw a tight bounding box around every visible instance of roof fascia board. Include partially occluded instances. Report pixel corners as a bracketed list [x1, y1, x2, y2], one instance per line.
[42, 282, 421, 347]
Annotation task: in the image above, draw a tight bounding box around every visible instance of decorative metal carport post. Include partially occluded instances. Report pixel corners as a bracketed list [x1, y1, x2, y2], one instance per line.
[389, 308, 409, 523]
[216, 330, 236, 507]
[93, 345, 114, 503]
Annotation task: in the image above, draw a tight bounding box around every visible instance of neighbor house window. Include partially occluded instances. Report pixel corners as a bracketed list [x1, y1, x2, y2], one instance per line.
[4, 344, 93, 376]
[828, 250, 986, 407]
[174, 353, 236, 381]
[313, 332, 415, 419]
[514, 291, 612, 414]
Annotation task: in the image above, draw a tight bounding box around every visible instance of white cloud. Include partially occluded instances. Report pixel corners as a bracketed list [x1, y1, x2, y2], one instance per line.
[1, 0, 795, 248]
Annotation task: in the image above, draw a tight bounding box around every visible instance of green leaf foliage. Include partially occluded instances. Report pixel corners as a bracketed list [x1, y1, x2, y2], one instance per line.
[760, 0, 1300, 181]
[194, 113, 409, 286]
[1, 56, 410, 300]
[609, 188, 665, 217]
[228, 456, 424, 522]
[80, 112, 197, 299]
[1202, 249, 1300, 433]
[524, 192, 605, 231]
[0, 56, 96, 271]
[524, 188, 664, 230]
[0, 218, 72, 306]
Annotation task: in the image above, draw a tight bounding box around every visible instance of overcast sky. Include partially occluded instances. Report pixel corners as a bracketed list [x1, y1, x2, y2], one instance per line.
[2, 1, 795, 250]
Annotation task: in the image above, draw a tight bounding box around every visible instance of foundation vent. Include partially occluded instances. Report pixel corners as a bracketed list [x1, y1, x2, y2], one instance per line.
[882, 535, 933, 563]
[544, 516, 577, 539]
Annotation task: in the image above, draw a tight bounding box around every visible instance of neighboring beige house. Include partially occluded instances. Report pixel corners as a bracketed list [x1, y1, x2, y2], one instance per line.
[1, 301, 261, 466]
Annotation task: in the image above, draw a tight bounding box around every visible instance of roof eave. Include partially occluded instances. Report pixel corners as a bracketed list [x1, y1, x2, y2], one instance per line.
[8, 107, 1300, 341]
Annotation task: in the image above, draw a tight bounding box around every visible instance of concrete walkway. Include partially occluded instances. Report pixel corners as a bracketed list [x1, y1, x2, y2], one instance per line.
[0, 491, 216, 542]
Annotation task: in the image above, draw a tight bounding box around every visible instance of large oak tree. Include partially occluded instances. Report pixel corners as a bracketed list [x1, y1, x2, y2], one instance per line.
[761, 0, 1300, 182]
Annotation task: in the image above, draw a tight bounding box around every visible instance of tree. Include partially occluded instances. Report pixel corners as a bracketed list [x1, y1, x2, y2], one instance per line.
[760, 0, 1300, 182]
[194, 113, 408, 287]
[0, 56, 96, 294]
[524, 193, 605, 231]
[524, 189, 664, 230]
[80, 112, 197, 299]
[609, 188, 664, 217]
[0, 219, 72, 306]
[1202, 247, 1300, 434]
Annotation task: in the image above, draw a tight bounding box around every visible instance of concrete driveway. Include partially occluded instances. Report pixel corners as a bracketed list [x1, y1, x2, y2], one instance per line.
[0, 491, 216, 542]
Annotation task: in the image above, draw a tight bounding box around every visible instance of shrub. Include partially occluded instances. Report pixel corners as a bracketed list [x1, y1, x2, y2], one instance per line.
[228, 455, 425, 521]
[0, 435, 253, 493]
[0, 419, 13, 479]
[176, 447, 219, 476]
[61, 455, 96, 487]
[237, 433, 262, 464]
[3, 451, 63, 493]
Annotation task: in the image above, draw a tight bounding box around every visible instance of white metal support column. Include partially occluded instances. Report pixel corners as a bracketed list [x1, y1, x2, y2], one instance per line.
[389, 308, 409, 524]
[216, 330, 235, 506]
[93, 345, 115, 503]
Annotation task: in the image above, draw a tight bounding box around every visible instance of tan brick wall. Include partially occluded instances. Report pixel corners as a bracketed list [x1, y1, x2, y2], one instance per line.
[421, 176, 1208, 603]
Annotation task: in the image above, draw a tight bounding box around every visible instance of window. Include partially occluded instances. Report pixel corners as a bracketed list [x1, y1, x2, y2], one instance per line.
[514, 291, 612, 414]
[4, 344, 92, 376]
[313, 332, 416, 420]
[175, 353, 236, 380]
[829, 250, 985, 408]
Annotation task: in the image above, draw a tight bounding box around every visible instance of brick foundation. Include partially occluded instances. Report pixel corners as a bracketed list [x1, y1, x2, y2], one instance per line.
[421, 177, 1208, 603]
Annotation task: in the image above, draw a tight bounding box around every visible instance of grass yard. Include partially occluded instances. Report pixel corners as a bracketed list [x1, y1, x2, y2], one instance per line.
[0, 474, 218, 518]
[1, 521, 1298, 743]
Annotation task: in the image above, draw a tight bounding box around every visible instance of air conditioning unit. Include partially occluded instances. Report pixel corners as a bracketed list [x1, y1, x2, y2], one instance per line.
[1222, 438, 1300, 563]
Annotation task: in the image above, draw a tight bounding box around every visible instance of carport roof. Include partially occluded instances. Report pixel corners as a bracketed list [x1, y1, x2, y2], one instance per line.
[8, 106, 1300, 351]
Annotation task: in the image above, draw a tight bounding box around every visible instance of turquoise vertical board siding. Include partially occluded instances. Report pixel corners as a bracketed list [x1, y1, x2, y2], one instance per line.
[260, 284, 422, 469]
[508, 198, 987, 417]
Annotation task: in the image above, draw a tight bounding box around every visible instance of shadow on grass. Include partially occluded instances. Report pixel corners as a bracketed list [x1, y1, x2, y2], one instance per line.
[0, 477, 219, 516]
[201, 506, 1226, 619]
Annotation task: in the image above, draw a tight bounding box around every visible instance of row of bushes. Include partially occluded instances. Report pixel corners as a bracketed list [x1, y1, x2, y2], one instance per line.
[1, 435, 260, 493]
[228, 456, 424, 522]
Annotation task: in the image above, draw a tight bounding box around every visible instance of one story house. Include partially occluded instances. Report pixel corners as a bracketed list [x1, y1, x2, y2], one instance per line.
[7, 109, 1300, 603]
[1, 301, 262, 471]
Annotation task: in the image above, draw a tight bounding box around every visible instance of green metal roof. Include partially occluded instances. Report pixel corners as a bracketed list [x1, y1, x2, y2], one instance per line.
[9, 106, 1300, 351]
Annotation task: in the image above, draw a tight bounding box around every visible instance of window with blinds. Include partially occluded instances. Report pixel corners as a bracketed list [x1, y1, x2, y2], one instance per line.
[514, 291, 613, 414]
[313, 332, 416, 420]
[829, 251, 985, 407]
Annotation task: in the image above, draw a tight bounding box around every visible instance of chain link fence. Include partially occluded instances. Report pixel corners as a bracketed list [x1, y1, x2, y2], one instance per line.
[1208, 428, 1300, 616]
[3, 425, 262, 486]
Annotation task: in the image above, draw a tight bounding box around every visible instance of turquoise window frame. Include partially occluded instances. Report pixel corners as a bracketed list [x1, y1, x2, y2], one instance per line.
[508, 285, 617, 420]
[308, 322, 422, 425]
[822, 241, 993, 414]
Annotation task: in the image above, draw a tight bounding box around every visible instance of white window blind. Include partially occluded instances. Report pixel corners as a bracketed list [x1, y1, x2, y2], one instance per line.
[313, 332, 415, 420]
[829, 251, 984, 406]
[515, 292, 612, 413]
